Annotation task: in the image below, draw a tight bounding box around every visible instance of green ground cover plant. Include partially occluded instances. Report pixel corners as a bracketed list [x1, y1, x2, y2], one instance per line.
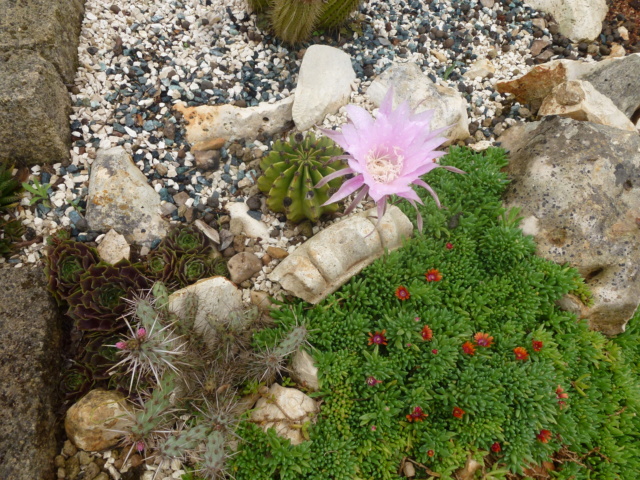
[227, 146, 640, 479]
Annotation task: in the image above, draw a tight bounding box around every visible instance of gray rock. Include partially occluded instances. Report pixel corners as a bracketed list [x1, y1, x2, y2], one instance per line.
[525, 0, 607, 41]
[0, 266, 62, 480]
[367, 62, 470, 144]
[581, 53, 640, 119]
[0, 0, 84, 83]
[227, 252, 262, 284]
[0, 51, 71, 166]
[86, 147, 168, 247]
[499, 116, 640, 335]
[292, 45, 356, 131]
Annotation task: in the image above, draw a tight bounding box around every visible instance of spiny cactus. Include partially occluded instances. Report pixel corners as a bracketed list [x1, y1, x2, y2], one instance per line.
[198, 431, 230, 480]
[246, 325, 309, 383]
[247, 0, 361, 44]
[157, 423, 210, 459]
[258, 132, 346, 223]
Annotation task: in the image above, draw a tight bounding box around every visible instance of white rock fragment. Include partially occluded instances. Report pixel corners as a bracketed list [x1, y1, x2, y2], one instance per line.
[97, 229, 131, 264]
[290, 350, 320, 391]
[227, 202, 270, 239]
[525, 0, 607, 41]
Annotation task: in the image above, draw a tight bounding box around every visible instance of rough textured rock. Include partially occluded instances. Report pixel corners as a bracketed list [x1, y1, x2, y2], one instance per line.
[250, 384, 318, 445]
[581, 53, 640, 119]
[538, 80, 636, 132]
[462, 58, 496, 80]
[227, 252, 263, 284]
[86, 147, 168, 247]
[65, 389, 133, 452]
[0, 51, 72, 166]
[96, 229, 131, 264]
[227, 201, 270, 239]
[367, 62, 470, 143]
[168, 277, 244, 347]
[0, 0, 84, 83]
[525, 0, 607, 41]
[499, 116, 640, 335]
[0, 266, 63, 480]
[290, 350, 320, 391]
[292, 45, 356, 130]
[174, 96, 294, 144]
[269, 205, 413, 304]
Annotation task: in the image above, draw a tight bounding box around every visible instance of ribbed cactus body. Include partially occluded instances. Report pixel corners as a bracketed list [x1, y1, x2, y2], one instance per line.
[317, 0, 361, 29]
[246, 0, 269, 13]
[270, 0, 325, 45]
[258, 133, 345, 223]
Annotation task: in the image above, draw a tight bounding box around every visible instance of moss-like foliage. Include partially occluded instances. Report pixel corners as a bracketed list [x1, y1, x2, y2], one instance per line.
[230, 147, 640, 479]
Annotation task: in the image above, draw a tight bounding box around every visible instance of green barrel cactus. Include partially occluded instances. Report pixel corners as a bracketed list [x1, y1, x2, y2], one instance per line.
[258, 132, 346, 223]
[317, 0, 362, 29]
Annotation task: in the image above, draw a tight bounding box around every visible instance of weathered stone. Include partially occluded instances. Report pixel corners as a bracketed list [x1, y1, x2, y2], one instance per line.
[0, 51, 71, 166]
[194, 219, 220, 245]
[168, 277, 244, 347]
[269, 205, 413, 304]
[462, 58, 495, 80]
[0, 0, 84, 83]
[290, 350, 320, 391]
[292, 45, 356, 131]
[250, 290, 272, 311]
[499, 116, 640, 335]
[65, 390, 132, 452]
[86, 147, 168, 247]
[250, 384, 318, 445]
[266, 246, 289, 260]
[174, 96, 294, 144]
[193, 149, 220, 171]
[0, 266, 62, 480]
[227, 252, 262, 284]
[97, 229, 130, 264]
[191, 137, 225, 152]
[227, 201, 270, 239]
[367, 62, 470, 144]
[524, 0, 607, 41]
[538, 80, 636, 132]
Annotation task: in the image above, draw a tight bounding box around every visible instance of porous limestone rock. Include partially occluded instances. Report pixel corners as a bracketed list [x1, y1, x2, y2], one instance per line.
[499, 116, 640, 335]
[173, 96, 294, 144]
[250, 384, 318, 445]
[538, 80, 636, 132]
[292, 45, 356, 131]
[65, 390, 132, 452]
[97, 229, 130, 264]
[367, 62, 469, 143]
[269, 205, 413, 304]
[168, 277, 244, 347]
[525, 0, 607, 41]
[86, 147, 167, 247]
[290, 350, 320, 391]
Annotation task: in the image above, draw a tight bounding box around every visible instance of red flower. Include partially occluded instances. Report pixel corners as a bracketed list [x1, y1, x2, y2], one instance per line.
[532, 340, 543, 352]
[462, 341, 476, 355]
[491, 442, 501, 453]
[452, 407, 465, 418]
[371, 425, 377, 431]
[537, 429, 552, 443]
[425, 269, 442, 282]
[421, 325, 433, 341]
[445, 242, 454, 250]
[513, 346, 529, 361]
[427, 449, 435, 457]
[395, 285, 410, 300]
[368, 330, 388, 346]
[474, 332, 494, 348]
[366, 376, 382, 386]
[431, 349, 439, 354]
[556, 385, 569, 408]
[406, 406, 428, 422]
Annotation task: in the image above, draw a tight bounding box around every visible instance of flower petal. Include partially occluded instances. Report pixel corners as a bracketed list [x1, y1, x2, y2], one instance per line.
[413, 179, 442, 208]
[314, 167, 355, 188]
[344, 185, 369, 215]
[321, 174, 365, 205]
[345, 104, 375, 130]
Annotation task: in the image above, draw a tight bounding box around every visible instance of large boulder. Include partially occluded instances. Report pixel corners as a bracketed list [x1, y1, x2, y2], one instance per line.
[525, 0, 607, 42]
[85, 147, 168, 247]
[0, 51, 71, 166]
[367, 62, 470, 144]
[269, 205, 413, 304]
[0, 266, 63, 480]
[499, 116, 640, 335]
[0, 0, 84, 83]
[292, 45, 356, 131]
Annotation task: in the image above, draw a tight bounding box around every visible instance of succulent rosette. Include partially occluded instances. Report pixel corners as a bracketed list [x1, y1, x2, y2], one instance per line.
[80, 333, 123, 381]
[45, 241, 99, 305]
[176, 254, 215, 287]
[164, 225, 209, 255]
[67, 261, 151, 331]
[145, 247, 179, 284]
[60, 362, 95, 402]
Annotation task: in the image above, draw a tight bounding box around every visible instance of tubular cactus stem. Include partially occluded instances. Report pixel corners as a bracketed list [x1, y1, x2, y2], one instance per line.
[270, 0, 325, 45]
[317, 0, 361, 29]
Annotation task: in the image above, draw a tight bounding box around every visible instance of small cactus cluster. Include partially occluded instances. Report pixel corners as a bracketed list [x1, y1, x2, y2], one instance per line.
[258, 132, 347, 223]
[246, 0, 361, 44]
[247, 324, 309, 383]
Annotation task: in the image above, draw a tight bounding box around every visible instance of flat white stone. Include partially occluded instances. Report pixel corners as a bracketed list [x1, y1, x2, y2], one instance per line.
[97, 229, 130, 264]
[525, 0, 607, 42]
[227, 202, 270, 239]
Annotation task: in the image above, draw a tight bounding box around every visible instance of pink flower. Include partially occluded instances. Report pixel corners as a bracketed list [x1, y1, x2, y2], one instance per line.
[366, 376, 382, 386]
[316, 88, 464, 231]
[115, 341, 128, 350]
[136, 327, 147, 339]
[136, 441, 145, 452]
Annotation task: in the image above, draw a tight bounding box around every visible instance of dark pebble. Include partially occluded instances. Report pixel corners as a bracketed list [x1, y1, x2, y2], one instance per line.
[246, 195, 261, 210]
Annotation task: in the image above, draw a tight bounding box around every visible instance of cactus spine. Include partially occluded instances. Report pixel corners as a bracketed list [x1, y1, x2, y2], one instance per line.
[258, 133, 346, 223]
[270, 0, 325, 45]
[247, 325, 309, 383]
[317, 0, 362, 29]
